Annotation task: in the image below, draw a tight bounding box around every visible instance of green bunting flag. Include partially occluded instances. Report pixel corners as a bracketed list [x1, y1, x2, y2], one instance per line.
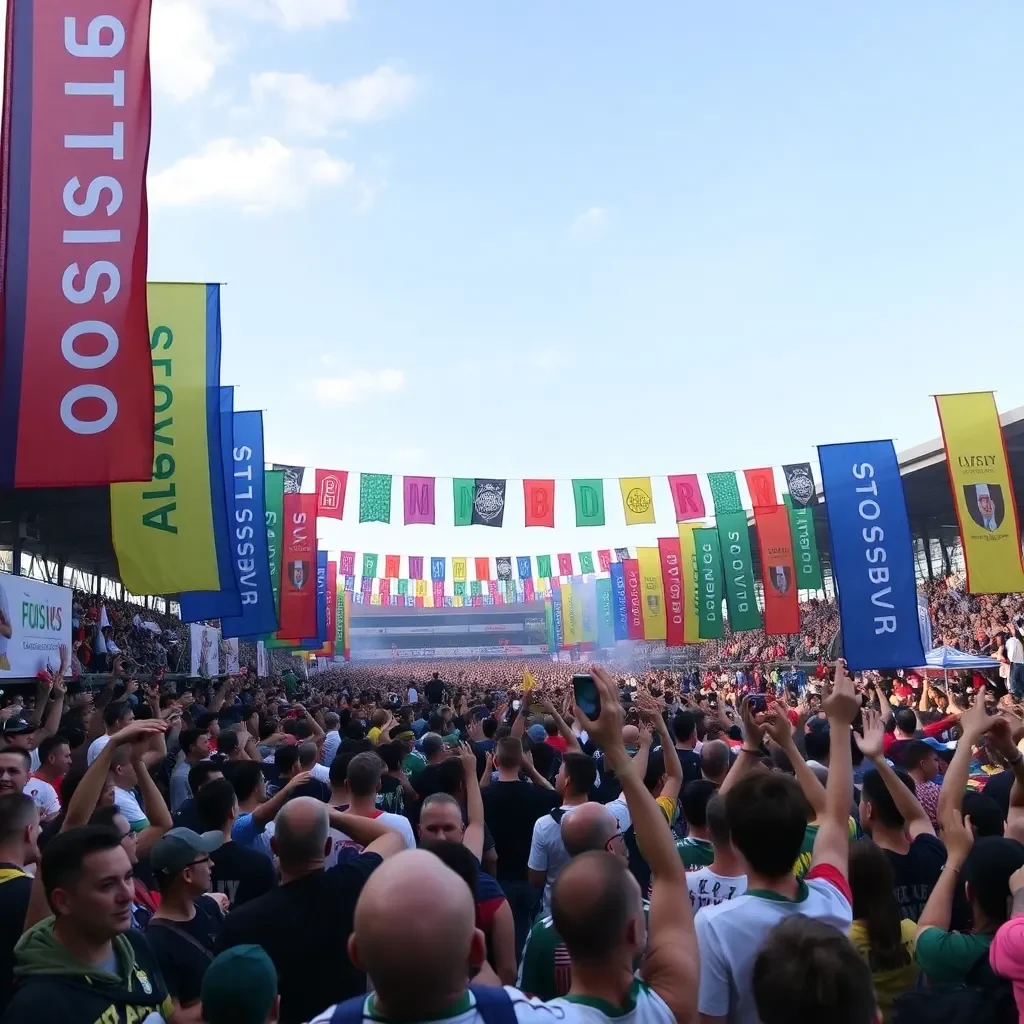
[707, 472, 743, 514]
[537, 554, 553, 578]
[397, 579, 408, 596]
[544, 598, 555, 650]
[362, 553, 378, 578]
[470, 580, 482, 596]
[784, 494, 824, 591]
[454, 581, 466, 597]
[359, 474, 392, 523]
[264, 470, 285, 624]
[453, 478, 475, 525]
[715, 511, 762, 632]
[573, 479, 605, 526]
[579, 551, 595, 574]
[694, 527, 725, 639]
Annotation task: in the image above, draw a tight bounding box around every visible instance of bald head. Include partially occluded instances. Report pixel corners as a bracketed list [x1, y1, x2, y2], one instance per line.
[272, 796, 329, 866]
[560, 802, 619, 857]
[621, 724, 640, 748]
[701, 739, 731, 783]
[350, 850, 481, 1016]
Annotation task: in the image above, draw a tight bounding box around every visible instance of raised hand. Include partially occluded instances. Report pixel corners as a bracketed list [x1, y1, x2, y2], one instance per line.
[762, 706, 794, 748]
[112, 719, 169, 747]
[823, 660, 860, 726]
[854, 708, 886, 761]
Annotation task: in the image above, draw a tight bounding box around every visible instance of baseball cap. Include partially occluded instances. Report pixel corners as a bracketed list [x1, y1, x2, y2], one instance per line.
[0, 716, 32, 737]
[527, 724, 547, 743]
[150, 828, 223, 879]
[201, 945, 277, 1024]
[394, 727, 415, 741]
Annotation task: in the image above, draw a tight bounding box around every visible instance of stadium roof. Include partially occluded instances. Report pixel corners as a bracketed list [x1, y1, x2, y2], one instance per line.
[4, 404, 1024, 589]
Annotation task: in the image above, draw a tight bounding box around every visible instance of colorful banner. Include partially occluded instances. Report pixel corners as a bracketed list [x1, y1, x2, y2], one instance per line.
[416, 579, 428, 598]
[403, 476, 435, 525]
[543, 596, 555, 651]
[623, 558, 644, 639]
[636, 546, 666, 640]
[339, 550, 355, 576]
[359, 473, 392, 523]
[550, 582, 564, 648]
[562, 582, 581, 647]
[517, 556, 532, 579]
[1, 0, 154, 487]
[322, 560, 337, 654]
[694, 527, 724, 639]
[524, 480, 555, 527]
[475, 557, 490, 581]
[818, 440, 925, 671]
[273, 465, 304, 494]
[189, 624, 221, 677]
[615, 547, 630, 562]
[220, 411, 278, 639]
[496, 556, 512, 581]
[111, 284, 225, 595]
[744, 468, 778, 508]
[0, 573, 71, 677]
[784, 493, 824, 591]
[398, 579, 409, 596]
[579, 551, 595, 574]
[677, 523, 700, 643]
[264, 471, 285, 625]
[580, 577, 598, 647]
[362, 553, 378, 578]
[620, 477, 655, 525]
[384, 555, 400, 579]
[610, 561, 629, 641]
[668, 475, 705, 522]
[452, 557, 467, 581]
[596, 578, 614, 648]
[557, 553, 573, 576]
[657, 538, 684, 647]
[782, 463, 817, 507]
[524, 577, 535, 602]
[716, 511, 762, 632]
[315, 469, 348, 520]
[537, 555, 553, 579]
[178, 385, 241, 620]
[935, 392, 1024, 593]
[278, 493, 317, 639]
[753, 505, 800, 635]
[573, 479, 606, 526]
[708, 472, 743, 514]
[597, 549, 611, 573]
[472, 479, 506, 527]
[408, 555, 423, 580]
[431, 557, 446, 581]
[315, 551, 328, 644]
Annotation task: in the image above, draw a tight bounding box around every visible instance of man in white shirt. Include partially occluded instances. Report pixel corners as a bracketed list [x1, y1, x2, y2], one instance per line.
[320, 712, 341, 767]
[87, 700, 135, 765]
[407, 685, 418, 705]
[1007, 623, 1024, 700]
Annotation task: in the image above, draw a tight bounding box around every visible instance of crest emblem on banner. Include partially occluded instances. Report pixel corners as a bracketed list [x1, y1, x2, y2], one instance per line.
[289, 561, 309, 588]
[769, 565, 791, 595]
[646, 594, 660, 614]
[625, 488, 651, 515]
[473, 480, 505, 524]
[964, 483, 1005, 532]
[783, 464, 815, 507]
[273, 464, 305, 494]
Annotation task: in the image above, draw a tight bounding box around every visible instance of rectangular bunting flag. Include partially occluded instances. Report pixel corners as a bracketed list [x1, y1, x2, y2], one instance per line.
[362, 553, 378, 578]
[537, 555, 553, 578]
[935, 392, 1024, 593]
[524, 480, 555, 527]
[550, 582, 564, 648]
[380, 577, 390, 602]
[716, 511, 762, 632]
[1, 0, 155, 487]
[431, 557, 446, 581]
[668, 475, 705, 521]
[178, 386, 242, 621]
[620, 477, 656, 525]
[219, 411, 277, 639]
[315, 470, 348, 519]
[452, 557, 467, 581]
[783, 463, 817, 508]
[408, 555, 423, 580]
[784, 494, 823, 591]
[471, 479, 506, 527]
[384, 555, 400, 579]
[818, 440, 925, 670]
[403, 476, 435, 525]
[524, 577, 535, 601]
[453, 479, 474, 525]
[573, 479, 606, 526]
[562, 583, 580, 646]
[744, 468, 778, 508]
[578, 552, 595, 574]
[543, 597, 555, 650]
[580, 578, 598, 647]
[397, 579, 408, 596]
[322, 561, 337, 652]
[470, 580, 482, 597]
[453, 581, 465, 597]
[557, 553, 573, 576]
[416, 579, 428, 598]
[753, 505, 800, 635]
[111, 284, 227, 595]
[677, 524, 700, 643]
[609, 561, 629, 640]
[273, 465, 304, 494]
[517, 556, 532, 579]
[657, 538, 684, 647]
[361, 576, 372, 594]
[279, 493, 317, 639]
[694, 527, 724, 639]
[623, 559, 644, 639]
[597, 549, 611, 573]
[315, 551, 328, 644]
[264, 470, 284, 627]
[496, 556, 512, 581]
[359, 473, 392, 523]
[615, 547, 630, 562]
[339, 550, 355, 576]
[475, 557, 490, 581]
[636, 547, 666, 640]
[708, 472, 743, 514]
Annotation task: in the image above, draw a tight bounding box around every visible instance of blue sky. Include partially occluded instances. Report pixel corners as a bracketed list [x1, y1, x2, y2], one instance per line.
[145, 1, 1024, 563]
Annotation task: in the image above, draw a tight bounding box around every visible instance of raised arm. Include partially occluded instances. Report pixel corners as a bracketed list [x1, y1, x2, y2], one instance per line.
[937, 697, 993, 825]
[539, 698, 581, 754]
[917, 803, 974, 937]
[250, 770, 314, 828]
[326, 809, 407, 859]
[459, 742, 485, 861]
[133, 747, 173, 858]
[763, 706, 827, 819]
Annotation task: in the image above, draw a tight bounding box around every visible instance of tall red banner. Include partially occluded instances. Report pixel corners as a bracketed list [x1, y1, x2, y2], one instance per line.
[279, 493, 317, 638]
[523, 479, 555, 527]
[315, 469, 347, 519]
[658, 537, 685, 647]
[623, 558, 644, 639]
[754, 504, 800, 635]
[1, 0, 155, 486]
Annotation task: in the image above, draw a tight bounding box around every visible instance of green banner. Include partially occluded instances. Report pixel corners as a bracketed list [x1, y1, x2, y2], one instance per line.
[397, 579, 408, 596]
[695, 527, 725, 639]
[453, 478, 474, 525]
[335, 588, 344, 649]
[470, 580, 482, 596]
[578, 551, 595, 573]
[572, 478, 605, 526]
[544, 597, 555, 651]
[264, 470, 284, 621]
[716, 511, 762, 632]
[362, 553, 378, 578]
[359, 473, 392, 523]
[784, 494, 824, 591]
[708, 471, 743, 514]
[537, 554, 553, 578]
[454, 581, 466, 597]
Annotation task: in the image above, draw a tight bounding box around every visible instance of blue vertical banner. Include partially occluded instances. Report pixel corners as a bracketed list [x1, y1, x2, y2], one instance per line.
[818, 440, 925, 671]
[610, 561, 629, 641]
[550, 581, 565, 650]
[431, 557, 446, 581]
[315, 550, 328, 644]
[221, 412, 278, 639]
[180, 387, 242, 621]
[596, 578, 615, 648]
[579, 577, 598, 647]
[517, 556, 532, 580]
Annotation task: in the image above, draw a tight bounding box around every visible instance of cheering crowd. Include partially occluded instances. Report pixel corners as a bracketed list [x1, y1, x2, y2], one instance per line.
[5, 649, 1024, 1022]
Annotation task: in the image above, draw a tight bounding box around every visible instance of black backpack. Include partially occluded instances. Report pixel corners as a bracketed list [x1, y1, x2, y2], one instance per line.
[892, 944, 1017, 1024]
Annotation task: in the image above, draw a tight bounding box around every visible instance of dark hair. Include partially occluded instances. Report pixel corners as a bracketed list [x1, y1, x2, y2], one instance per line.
[188, 759, 223, 798]
[848, 839, 910, 971]
[41, 825, 126, 912]
[753, 916, 877, 1024]
[803, 729, 830, 764]
[329, 752, 355, 788]
[894, 708, 917, 735]
[197, 779, 238, 831]
[725, 773, 811, 878]
[562, 752, 598, 796]
[421, 839, 478, 896]
[421, 734, 444, 760]
[962, 793, 1004, 839]
[681, 780, 717, 830]
[37, 734, 70, 764]
[672, 710, 696, 743]
[179, 728, 205, 757]
[482, 718, 498, 740]
[495, 736, 522, 770]
[376, 741, 402, 773]
[964, 837, 1024, 925]
[435, 759, 466, 796]
[705, 795, 731, 847]
[642, 749, 666, 793]
[0, 746, 31, 770]
[216, 731, 240, 758]
[861, 768, 916, 830]
[103, 701, 131, 729]
[227, 760, 264, 803]
[346, 752, 383, 798]
[274, 746, 300, 775]
[0, 792, 37, 844]
[552, 852, 635, 963]
[903, 740, 935, 772]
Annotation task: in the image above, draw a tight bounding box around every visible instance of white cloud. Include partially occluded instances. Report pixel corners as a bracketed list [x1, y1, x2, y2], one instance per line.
[314, 369, 406, 404]
[248, 67, 419, 138]
[148, 137, 352, 211]
[150, 0, 229, 101]
[570, 205, 608, 239]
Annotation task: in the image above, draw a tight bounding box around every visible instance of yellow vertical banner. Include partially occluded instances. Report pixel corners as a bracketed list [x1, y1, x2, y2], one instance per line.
[111, 284, 222, 594]
[620, 477, 656, 525]
[563, 583, 581, 644]
[936, 392, 1024, 593]
[636, 546, 666, 640]
[677, 523, 701, 643]
[453, 557, 467, 582]
[415, 579, 428, 598]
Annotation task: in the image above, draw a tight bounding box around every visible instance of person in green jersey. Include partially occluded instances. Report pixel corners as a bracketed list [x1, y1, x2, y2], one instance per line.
[674, 781, 716, 868]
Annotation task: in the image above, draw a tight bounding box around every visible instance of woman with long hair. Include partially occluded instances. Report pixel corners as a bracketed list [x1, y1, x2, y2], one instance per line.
[848, 839, 919, 1022]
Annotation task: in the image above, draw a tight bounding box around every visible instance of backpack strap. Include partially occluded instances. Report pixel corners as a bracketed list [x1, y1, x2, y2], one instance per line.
[469, 985, 518, 1024]
[328, 994, 368, 1024]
